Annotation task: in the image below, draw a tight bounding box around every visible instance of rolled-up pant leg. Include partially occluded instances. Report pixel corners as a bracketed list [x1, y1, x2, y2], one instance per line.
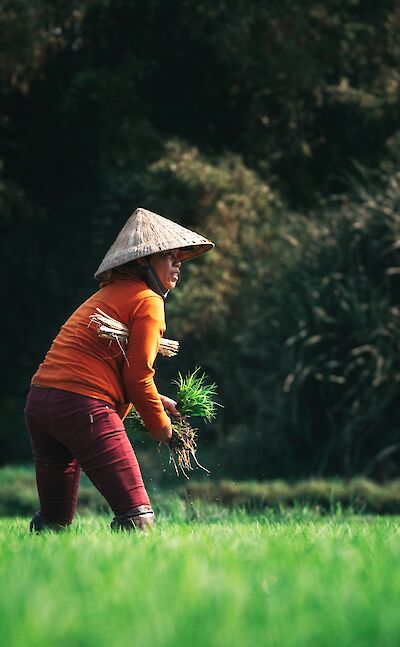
[25, 386, 150, 526]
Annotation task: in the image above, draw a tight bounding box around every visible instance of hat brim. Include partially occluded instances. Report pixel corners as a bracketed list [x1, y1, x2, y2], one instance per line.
[94, 207, 215, 281]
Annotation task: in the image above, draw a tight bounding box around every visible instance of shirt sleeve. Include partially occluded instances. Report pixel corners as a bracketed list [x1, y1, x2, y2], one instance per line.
[122, 295, 170, 431]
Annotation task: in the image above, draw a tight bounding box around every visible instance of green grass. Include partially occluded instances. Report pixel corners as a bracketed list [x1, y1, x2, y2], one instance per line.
[1, 511, 400, 646]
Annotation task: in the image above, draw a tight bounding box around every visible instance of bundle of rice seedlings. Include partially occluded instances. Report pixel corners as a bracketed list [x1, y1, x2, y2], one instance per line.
[127, 368, 221, 478]
[174, 367, 219, 422]
[168, 417, 209, 479]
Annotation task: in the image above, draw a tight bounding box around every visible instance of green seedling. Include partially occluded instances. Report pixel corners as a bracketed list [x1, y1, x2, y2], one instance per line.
[127, 368, 221, 478]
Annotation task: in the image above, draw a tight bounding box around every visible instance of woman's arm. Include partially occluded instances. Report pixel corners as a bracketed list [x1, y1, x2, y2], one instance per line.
[122, 296, 171, 440]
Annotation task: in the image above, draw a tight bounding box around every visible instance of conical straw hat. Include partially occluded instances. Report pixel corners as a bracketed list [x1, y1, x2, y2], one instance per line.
[94, 207, 215, 281]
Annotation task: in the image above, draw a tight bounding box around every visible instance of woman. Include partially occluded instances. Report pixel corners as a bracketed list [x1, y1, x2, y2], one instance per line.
[25, 207, 214, 532]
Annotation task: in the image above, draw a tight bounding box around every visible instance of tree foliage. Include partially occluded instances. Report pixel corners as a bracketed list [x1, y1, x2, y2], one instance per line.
[1, 1, 400, 475]
[138, 142, 400, 478]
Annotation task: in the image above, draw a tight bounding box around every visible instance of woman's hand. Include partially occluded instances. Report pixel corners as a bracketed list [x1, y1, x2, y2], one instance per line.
[147, 395, 179, 442]
[159, 394, 180, 418]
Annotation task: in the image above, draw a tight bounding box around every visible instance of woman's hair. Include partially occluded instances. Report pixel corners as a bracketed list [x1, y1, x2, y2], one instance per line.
[111, 259, 142, 278]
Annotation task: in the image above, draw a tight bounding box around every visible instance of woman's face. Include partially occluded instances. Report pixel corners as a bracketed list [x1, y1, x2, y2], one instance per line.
[149, 249, 182, 290]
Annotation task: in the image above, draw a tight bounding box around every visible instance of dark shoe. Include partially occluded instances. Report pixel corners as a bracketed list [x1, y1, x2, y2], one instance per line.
[111, 505, 154, 531]
[29, 512, 66, 533]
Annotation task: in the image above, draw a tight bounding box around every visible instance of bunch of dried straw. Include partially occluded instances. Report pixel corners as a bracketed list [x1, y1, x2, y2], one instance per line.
[89, 308, 179, 358]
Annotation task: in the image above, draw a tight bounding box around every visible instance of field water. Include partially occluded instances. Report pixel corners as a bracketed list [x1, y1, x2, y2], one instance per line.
[0, 511, 399, 646]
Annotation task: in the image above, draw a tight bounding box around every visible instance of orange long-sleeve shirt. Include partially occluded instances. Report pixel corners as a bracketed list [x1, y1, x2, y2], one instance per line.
[32, 275, 170, 431]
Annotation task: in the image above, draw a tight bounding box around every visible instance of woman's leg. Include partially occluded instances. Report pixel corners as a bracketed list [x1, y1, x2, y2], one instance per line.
[31, 387, 153, 529]
[25, 387, 81, 527]
[67, 403, 152, 517]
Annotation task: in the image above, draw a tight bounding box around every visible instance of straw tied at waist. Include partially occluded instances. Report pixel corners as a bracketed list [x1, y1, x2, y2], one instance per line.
[89, 308, 179, 364]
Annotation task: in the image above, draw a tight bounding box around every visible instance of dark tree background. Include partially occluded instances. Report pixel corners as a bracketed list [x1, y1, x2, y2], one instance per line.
[1, 0, 400, 478]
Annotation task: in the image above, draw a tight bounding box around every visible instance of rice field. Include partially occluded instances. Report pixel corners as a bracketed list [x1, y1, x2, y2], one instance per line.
[1, 510, 399, 647]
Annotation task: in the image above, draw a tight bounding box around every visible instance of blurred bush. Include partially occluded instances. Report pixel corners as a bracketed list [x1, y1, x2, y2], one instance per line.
[185, 477, 400, 514]
[2, 466, 400, 516]
[139, 142, 400, 479]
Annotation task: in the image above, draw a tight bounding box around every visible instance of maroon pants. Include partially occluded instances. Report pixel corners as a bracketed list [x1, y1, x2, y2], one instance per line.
[24, 386, 150, 525]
